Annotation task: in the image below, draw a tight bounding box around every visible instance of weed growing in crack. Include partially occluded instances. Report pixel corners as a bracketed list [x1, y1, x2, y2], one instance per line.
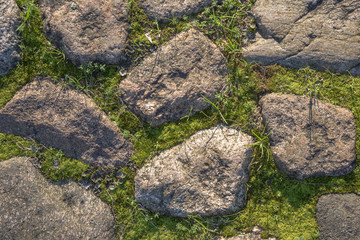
[78, 62, 106, 87]
[16, 2, 34, 33]
[202, 94, 228, 124]
[249, 128, 271, 166]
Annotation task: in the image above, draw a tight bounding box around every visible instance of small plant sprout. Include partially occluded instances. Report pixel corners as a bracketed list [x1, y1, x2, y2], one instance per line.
[201, 94, 228, 124]
[248, 128, 271, 171]
[180, 107, 193, 122]
[17, 4, 33, 33]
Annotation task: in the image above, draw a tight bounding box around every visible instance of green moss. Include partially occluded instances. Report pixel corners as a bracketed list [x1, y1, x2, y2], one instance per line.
[0, 134, 37, 160]
[1, 0, 360, 239]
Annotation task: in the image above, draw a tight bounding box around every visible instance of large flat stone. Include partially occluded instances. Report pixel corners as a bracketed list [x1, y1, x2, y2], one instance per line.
[135, 125, 253, 217]
[139, 0, 216, 22]
[0, 77, 133, 168]
[0, 0, 21, 76]
[0, 157, 115, 239]
[317, 193, 360, 240]
[119, 29, 228, 127]
[243, 0, 360, 75]
[260, 93, 356, 180]
[38, 0, 129, 66]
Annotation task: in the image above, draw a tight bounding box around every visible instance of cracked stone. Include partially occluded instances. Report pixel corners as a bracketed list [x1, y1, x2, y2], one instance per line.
[119, 29, 228, 127]
[0, 0, 21, 76]
[243, 0, 360, 75]
[0, 157, 115, 239]
[260, 93, 356, 180]
[135, 125, 253, 217]
[38, 0, 129, 66]
[0, 77, 133, 168]
[317, 193, 360, 239]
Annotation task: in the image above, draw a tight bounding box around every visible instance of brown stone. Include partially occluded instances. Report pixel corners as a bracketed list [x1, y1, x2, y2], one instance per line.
[135, 125, 253, 217]
[0, 0, 21, 76]
[0, 77, 133, 168]
[317, 193, 360, 240]
[119, 29, 228, 127]
[139, 0, 217, 22]
[0, 157, 115, 240]
[38, 0, 129, 65]
[260, 93, 356, 180]
[243, 0, 360, 75]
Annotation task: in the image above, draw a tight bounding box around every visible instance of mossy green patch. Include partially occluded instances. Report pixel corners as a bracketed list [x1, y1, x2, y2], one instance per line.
[1, 0, 360, 239]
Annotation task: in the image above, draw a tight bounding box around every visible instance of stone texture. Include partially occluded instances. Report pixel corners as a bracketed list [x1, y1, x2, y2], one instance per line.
[0, 157, 115, 240]
[260, 93, 356, 180]
[135, 125, 253, 217]
[243, 0, 360, 75]
[0, 77, 133, 168]
[119, 29, 228, 127]
[0, 0, 21, 76]
[139, 0, 217, 22]
[38, 0, 129, 66]
[317, 193, 360, 240]
[140, 0, 220, 22]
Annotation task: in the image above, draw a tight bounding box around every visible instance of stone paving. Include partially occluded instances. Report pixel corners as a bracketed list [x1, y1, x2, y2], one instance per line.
[244, 0, 360, 75]
[135, 125, 253, 217]
[139, 0, 216, 22]
[0, 0, 359, 239]
[0, 77, 133, 168]
[119, 28, 228, 127]
[39, 0, 129, 65]
[260, 93, 356, 180]
[317, 193, 360, 239]
[0, 157, 115, 240]
[0, 0, 21, 76]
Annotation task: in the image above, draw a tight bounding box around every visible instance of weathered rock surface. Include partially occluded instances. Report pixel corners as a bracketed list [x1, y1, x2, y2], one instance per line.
[243, 0, 360, 75]
[260, 93, 356, 180]
[38, 0, 129, 66]
[119, 29, 228, 127]
[0, 77, 133, 168]
[0, 0, 21, 76]
[139, 0, 216, 22]
[317, 193, 360, 240]
[0, 157, 115, 240]
[135, 125, 253, 217]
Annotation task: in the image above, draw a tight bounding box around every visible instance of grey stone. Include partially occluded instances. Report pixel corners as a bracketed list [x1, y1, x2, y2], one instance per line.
[0, 0, 21, 76]
[119, 29, 228, 127]
[0, 77, 133, 168]
[0, 157, 115, 240]
[260, 93, 356, 180]
[139, 0, 217, 22]
[317, 193, 360, 240]
[243, 0, 360, 75]
[135, 125, 253, 217]
[38, 0, 129, 66]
